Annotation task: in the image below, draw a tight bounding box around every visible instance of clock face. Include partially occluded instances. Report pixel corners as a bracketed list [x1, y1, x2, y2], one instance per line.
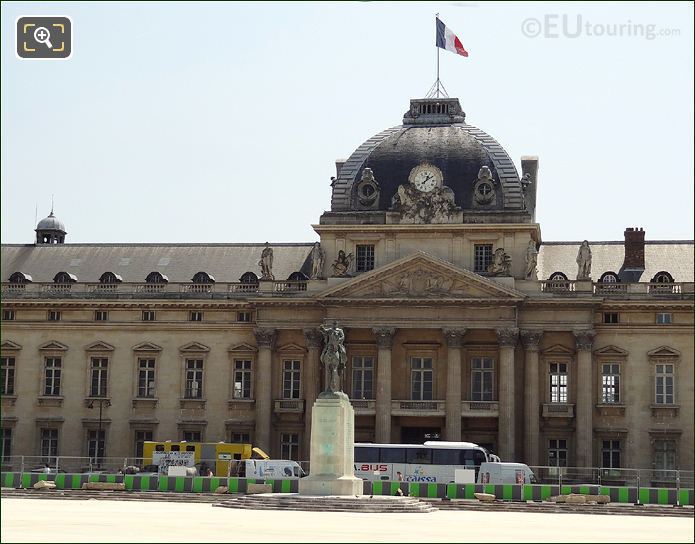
[408, 163, 443, 192]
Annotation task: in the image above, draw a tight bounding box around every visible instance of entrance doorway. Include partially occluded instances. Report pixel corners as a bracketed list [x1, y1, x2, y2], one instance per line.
[401, 427, 441, 443]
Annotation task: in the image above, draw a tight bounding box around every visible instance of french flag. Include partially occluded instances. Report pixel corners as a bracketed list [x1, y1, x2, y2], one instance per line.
[436, 17, 468, 57]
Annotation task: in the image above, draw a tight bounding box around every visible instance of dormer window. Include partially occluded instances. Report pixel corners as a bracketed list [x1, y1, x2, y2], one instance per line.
[599, 272, 619, 283]
[240, 272, 259, 285]
[99, 272, 123, 284]
[53, 272, 77, 283]
[145, 272, 169, 284]
[192, 272, 215, 284]
[8, 272, 32, 284]
[650, 271, 675, 294]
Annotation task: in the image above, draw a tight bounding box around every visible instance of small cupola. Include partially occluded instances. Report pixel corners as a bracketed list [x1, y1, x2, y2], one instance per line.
[35, 210, 67, 244]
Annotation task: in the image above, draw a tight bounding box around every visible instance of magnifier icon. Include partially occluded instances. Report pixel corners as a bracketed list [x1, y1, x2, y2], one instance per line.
[33, 26, 53, 49]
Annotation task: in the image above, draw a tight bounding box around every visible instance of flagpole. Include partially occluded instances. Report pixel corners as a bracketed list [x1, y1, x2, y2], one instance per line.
[436, 13, 440, 97]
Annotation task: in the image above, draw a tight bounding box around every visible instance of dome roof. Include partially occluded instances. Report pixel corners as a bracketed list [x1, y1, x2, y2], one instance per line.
[328, 97, 528, 221]
[36, 211, 66, 232]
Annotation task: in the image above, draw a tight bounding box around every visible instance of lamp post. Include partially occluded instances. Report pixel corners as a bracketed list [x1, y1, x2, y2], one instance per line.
[87, 398, 111, 468]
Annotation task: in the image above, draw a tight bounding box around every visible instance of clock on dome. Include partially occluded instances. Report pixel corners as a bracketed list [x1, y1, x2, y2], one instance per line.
[408, 162, 443, 193]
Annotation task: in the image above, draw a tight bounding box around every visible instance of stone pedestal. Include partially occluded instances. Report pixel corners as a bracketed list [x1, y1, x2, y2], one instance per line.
[298, 393, 363, 496]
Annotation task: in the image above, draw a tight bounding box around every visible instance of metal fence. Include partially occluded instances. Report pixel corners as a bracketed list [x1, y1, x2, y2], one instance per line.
[0, 456, 312, 477]
[529, 465, 694, 489]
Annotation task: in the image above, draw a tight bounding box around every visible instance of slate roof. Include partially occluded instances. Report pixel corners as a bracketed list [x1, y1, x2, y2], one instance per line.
[538, 241, 694, 283]
[0, 244, 315, 284]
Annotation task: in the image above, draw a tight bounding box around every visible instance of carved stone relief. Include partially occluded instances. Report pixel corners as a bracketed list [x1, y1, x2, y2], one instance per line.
[390, 184, 459, 224]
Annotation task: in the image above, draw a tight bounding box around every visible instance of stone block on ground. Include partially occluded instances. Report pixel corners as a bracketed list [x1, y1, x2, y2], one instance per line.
[33, 480, 56, 490]
[594, 494, 610, 504]
[474, 492, 495, 502]
[565, 494, 587, 504]
[82, 482, 125, 491]
[214, 486, 229, 494]
[548, 495, 567, 503]
[247, 483, 272, 494]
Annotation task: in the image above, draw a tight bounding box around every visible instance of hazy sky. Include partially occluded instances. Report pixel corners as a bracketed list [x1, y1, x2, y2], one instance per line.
[2, 1, 693, 245]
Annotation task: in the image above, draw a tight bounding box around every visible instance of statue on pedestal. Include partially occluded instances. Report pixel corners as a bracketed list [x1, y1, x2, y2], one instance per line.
[319, 322, 347, 396]
[576, 240, 592, 280]
[258, 242, 274, 280]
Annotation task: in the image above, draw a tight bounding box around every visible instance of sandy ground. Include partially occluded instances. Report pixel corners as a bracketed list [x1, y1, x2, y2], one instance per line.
[1, 498, 693, 543]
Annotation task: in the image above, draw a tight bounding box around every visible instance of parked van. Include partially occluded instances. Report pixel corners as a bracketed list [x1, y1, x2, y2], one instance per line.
[477, 462, 537, 484]
[230, 459, 305, 479]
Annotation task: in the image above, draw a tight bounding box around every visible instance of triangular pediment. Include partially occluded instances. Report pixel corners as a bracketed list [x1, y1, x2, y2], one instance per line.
[542, 344, 575, 356]
[594, 345, 628, 357]
[179, 341, 210, 353]
[318, 251, 526, 301]
[38, 340, 68, 351]
[228, 342, 258, 353]
[647, 346, 681, 358]
[85, 341, 115, 352]
[0, 340, 22, 351]
[132, 341, 163, 352]
[276, 342, 307, 354]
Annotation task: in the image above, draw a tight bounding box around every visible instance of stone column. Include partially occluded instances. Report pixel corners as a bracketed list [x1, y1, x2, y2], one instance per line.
[302, 328, 323, 456]
[443, 329, 466, 442]
[496, 327, 519, 461]
[574, 329, 595, 467]
[521, 330, 543, 466]
[253, 328, 276, 455]
[373, 328, 395, 443]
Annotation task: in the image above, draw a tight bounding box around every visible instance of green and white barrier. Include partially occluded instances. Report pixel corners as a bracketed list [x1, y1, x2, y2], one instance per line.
[2, 472, 691, 506]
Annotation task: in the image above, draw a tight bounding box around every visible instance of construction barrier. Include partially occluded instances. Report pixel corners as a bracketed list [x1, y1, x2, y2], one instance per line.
[1, 472, 691, 506]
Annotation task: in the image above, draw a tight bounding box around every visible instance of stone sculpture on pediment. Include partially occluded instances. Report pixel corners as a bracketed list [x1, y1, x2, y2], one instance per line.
[487, 248, 512, 277]
[390, 184, 459, 224]
[331, 250, 353, 277]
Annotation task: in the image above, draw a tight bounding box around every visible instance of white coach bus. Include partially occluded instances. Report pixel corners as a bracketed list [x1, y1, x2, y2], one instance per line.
[354, 441, 501, 483]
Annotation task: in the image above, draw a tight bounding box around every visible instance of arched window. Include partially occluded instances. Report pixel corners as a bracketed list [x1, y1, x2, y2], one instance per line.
[239, 272, 259, 284]
[99, 272, 123, 284]
[599, 272, 620, 283]
[651, 271, 674, 284]
[650, 271, 675, 294]
[145, 272, 169, 284]
[8, 272, 32, 283]
[53, 271, 77, 283]
[549, 272, 568, 281]
[192, 271, 215, 284]
[287, 272, 308, 281]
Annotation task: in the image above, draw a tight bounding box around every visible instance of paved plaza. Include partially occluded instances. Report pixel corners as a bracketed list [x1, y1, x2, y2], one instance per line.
[1, 498, 693, 543]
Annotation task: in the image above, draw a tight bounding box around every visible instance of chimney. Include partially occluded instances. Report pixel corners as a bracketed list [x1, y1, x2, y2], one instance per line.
[335, 159, 346, 178]
[619, 227, 645, 282]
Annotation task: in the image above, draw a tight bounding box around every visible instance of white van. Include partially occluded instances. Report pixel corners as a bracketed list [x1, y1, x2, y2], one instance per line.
[477, 462, 537, 484]
[238, 459, 305, 479]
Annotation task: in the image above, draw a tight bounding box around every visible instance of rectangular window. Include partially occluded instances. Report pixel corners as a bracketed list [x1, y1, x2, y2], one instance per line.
[90, 358, 108, 397]
[87, 429, 105, 462]
[355, 244, 375, 273]
[471, 357, 495, 401]
[603, 313, 619, 324]
[142, 310, 156, 322]
[1, 356, 16, 395]
[2, 309, 15, 321]
[282, 360, 301, 399]
[185, 359, 204, 399]
[549, 362, 568, 403]
[548, 439, 567, 467]
[411, 357, 433, 400]
[1, 428, 11, 462]
[183, 430, 202, 442]
[40, 428, 58, 463]
[189, 311, 203, 322]
[44, 357, 62, 396]
[474, 244, 493, 273]
[656, 313, 672, 325]
[655, 364, 674, 404]
[230, 432, 250, 444]
[351, 356, 374, 399]
[601, 363, 620, 404]
[48, 310, 61, 321]
[137, 358, 156, 398]
[233, 360, 252, 399]
[94, 310, 108, 322]
[237, 311, 252, 323]
[280, 432, 299, 461]
[653, 439, 676, 476]
[134, 430, 153, 460]
[601, 439, 621, 469]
